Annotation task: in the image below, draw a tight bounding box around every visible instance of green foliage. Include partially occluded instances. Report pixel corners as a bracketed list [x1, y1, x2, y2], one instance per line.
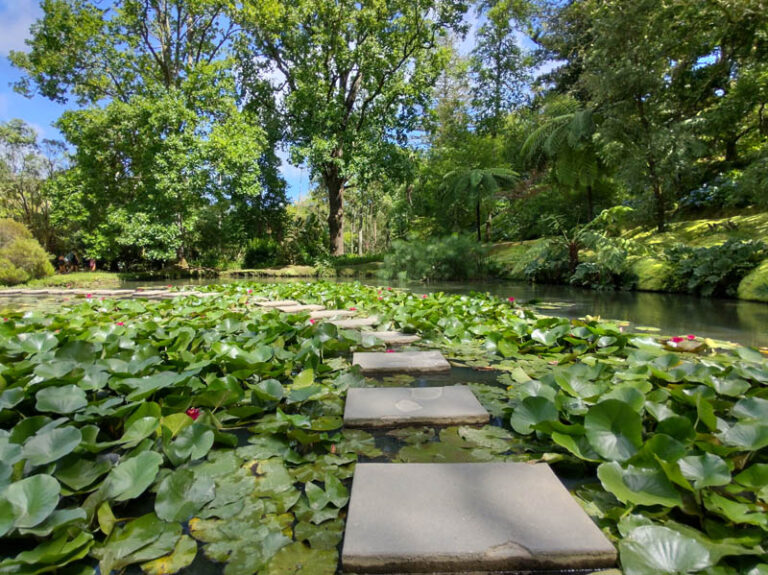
[738, 259, 768, 303]
[0, 220, 54, 285]
[0, 259, 30, 286]
[381, 235, 489, 281]
[665, 240, 767, 297]
[0, 218, 32, 245]
[243, 238, 280, 269]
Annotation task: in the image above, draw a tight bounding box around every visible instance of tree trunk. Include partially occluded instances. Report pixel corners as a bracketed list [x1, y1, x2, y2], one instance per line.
[476, 200, 482, 242]
[358, 212, 364, 256]
[323, 166, 345, 256]
[485, 212, 492, 242]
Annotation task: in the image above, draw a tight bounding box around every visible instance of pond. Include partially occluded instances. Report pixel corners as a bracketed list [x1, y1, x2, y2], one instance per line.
[4, 276, 766, 347]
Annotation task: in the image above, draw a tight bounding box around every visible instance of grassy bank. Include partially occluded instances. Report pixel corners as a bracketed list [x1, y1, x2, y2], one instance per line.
[490, 212, 768, 302]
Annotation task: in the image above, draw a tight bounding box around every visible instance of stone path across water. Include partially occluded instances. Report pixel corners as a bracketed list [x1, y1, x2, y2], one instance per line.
[342, 463, 618, 573]
[344, 386, 489, 428]
[353, 350, 451, 374]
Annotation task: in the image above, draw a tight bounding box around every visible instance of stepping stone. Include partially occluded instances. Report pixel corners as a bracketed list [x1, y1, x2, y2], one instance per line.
[342, 462, 617, 573]
[277, 304, 326, 313]
[331, 316, 379, 329]
[367, 331, 421, 345]
[309, 309, 356, 319]
[353, 350, 450, 374]
[344, 386, 488, 428]
[255, 300, 300, 307]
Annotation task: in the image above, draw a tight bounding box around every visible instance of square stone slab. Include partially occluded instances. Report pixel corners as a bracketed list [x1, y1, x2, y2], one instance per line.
[309, 309, 357, 319]
[353, 350, 450, 374]
[255, 300, 300, 307]
[342, 462, 617, 573]
[367, 331, 421, 345]
[276, 304, 326, 313]
[332, 316, 380, 329]
[344, 386, 488, 428]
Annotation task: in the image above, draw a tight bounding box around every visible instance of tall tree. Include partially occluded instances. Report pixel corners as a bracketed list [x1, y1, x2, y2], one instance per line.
[470, 0, 532, 135]
[11, 0, 272, 264]
[233, 0, 467, 255]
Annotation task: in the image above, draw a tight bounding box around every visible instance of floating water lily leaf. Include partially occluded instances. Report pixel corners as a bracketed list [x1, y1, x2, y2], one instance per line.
[265, 542, 337, 574]
[585, 400, 642, 461]
[165, 423, 214, 465]
[678, 454, 731, 490]
[23, 426, 82, 466]
[0, 474, 60, 533]
[703, 492, 768, 528]
[253, 379, 284, 403]
[719, 422, 768, 451]
[119, 416, 159, 446]
[304, 482, 330, 510]
[510, 396, 558, 435]
[141, 534, 197, 575]
[458, 425, 519, 453]
[0, 387, 25, 410]
[104, 451, 163, 501]
[155, 469, 215, 522]
[18, 506, 86, 537]
[92, 513, 181, 574]
[323, 473, 349, 507]
[597, 462, 683, 507]
[732, 397, 768, 421]
[294, 518, 344, 550]
[619, 525, 712, 575]
[734, 464, 768, 491]
[55, 454, 113, 491]
[35, 385, 88, 414]
[551, 432, 601, 462]
[0, 532, 93, 573]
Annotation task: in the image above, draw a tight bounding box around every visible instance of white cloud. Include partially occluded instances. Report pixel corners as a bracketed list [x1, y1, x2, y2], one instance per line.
[0, 0, 41, 56]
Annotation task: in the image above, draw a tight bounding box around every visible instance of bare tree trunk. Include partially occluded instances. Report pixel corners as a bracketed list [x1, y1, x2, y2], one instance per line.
[358, 212, 364, 256]
[323, 165, 345, 256]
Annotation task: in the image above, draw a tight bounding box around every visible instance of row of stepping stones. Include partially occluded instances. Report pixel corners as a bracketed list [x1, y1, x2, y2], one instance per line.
[249, 299, 619, 574]
[254, 297, 618, 573]
[0, 288, 218, 299]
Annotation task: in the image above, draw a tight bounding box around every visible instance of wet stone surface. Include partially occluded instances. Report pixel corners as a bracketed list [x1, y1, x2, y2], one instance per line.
[344, 386, 489, 428]
[342, 462, 618, 573]
[367, 331, 421, 345]
[353, 350, 450, 374]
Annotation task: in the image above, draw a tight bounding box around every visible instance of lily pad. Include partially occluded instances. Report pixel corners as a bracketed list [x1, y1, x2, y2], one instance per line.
[585, 400, 643, 461]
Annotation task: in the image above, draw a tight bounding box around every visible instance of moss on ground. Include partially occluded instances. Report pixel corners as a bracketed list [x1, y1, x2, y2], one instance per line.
[630, 256, 671, 291]
[738, 259, 768, 302]
[20, 271, 123, 289]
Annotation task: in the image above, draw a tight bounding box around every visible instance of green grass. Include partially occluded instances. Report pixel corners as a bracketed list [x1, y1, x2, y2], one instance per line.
[20, 271, 124, 289]
[738, 259, 768, 302]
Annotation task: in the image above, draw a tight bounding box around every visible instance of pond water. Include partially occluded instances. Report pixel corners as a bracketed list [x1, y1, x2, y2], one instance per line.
[7, 275, 764, 347]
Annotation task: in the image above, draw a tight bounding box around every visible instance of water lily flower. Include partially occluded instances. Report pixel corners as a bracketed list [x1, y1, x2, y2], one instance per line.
[422, 294, 428, 299]
[387, 287, 392, 291]
[309, 319, 316, 324]
[85, 293, 92, 299]
[508, 297, 515, 302]
[167, 284, 172, 288]
[186, 407, 200, 420]
[671, 336, 684, 343]
[330, 444, 337, 454]
[248, 289, 253, 294]
[116, 321, 125, 326]
[385, 349, 395, 353]
[349, 307, 357, 311]
[378, 297, 383, 301]
[687, 334, 696, 340]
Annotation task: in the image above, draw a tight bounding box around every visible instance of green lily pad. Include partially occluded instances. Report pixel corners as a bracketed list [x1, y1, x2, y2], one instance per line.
[23, 426, 82, 466]
[597, 462, 683, 507]
[678, 454, 731, 490]
[104, 451, 163, 501]
[585, 400, 643, 461]
[35, 385, 88, 414]
[0, 474, 61, 533]
[155, 469, 216, 522]
[510, 396, 558, 435]
[141, 534, 198, 575]
[619, 525, 712, 575]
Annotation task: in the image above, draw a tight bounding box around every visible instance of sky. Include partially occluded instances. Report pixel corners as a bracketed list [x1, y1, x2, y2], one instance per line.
[0, 1, 548, 203]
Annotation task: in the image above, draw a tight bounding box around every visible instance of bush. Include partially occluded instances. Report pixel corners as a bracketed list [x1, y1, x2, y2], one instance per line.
[381, 235, 488, 281]
[0, 238, 55, 281]
[0, 258, 29, 285]
[520, 240, 570, 283]
[242, 238, 279, 269]
[664, 239, 767, 297]
[0, 219, 33, 246]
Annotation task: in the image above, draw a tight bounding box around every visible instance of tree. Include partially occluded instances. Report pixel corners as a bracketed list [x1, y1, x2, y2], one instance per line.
[233, 0, 467, 255]
[521, 96, 606, 220]
[11, 0, 274, 264]
[470, 0, 532, 135]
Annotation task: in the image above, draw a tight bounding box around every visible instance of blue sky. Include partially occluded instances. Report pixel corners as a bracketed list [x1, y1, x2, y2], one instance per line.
[0, 1, 545, 202]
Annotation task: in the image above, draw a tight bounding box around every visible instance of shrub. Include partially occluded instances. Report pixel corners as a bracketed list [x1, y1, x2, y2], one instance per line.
[0, 258, 29, 285]
[242, 238, 279, 268]
[0, 238, 55, 281]
[0, 219, 33, 246]
[381, 235, 488, 281]
[520, 240, 570, 283]
[664, 239, 767, 297]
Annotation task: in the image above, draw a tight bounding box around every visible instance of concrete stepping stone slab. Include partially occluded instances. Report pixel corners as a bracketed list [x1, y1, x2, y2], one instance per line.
[277, 304, 326, 313]
[255, 300, 300, 307]
[342, 462, 617, 573]
[331, 316, 380, 329]
[353, 350, 450, 374]
[309, 309, 357, 319]
[344, 386, 488, 428]
[367, 331, 421, 345]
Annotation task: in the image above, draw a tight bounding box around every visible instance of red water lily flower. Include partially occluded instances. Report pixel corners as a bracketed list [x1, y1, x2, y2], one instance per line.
[248, 289, 253, 294]
[687, 334, 696, 340]
[309, 319, 316, 324]
[85, 293, 92, 299]
[671, 336, 685, 343]
[186, 407, 200, 420]
[508, 297, 515, 302]
[422, 294, 428, 299]
[378, 297, 383, 300]
[349, 307, 357, 311]
[116, 321, 125, 326]
[387, 287, 392, 291]
[385, 349, 395, 353]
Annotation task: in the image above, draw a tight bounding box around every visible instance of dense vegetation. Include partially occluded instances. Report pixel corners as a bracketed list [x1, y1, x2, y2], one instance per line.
[0, 282, 765, 574]
[0, 0, 764, 284]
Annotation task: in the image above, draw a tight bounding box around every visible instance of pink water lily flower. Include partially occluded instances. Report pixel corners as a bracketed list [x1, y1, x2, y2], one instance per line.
[670, 336, 685, 343]
[687, 334, 696, 340]
[309, 319, 316, 324]
[85, 293, 92, 299]
[385, 349, 395, 353]
[186, 407, 200, 420]
[248, 289, 253, 294]
[116, 321, 125, 326]
[349, 307, 357, 311]
[387, 287, 392, 291]
[378, 297, 383, 301]
[508, 297, 515, 302]
[422, 294, 428, 299]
